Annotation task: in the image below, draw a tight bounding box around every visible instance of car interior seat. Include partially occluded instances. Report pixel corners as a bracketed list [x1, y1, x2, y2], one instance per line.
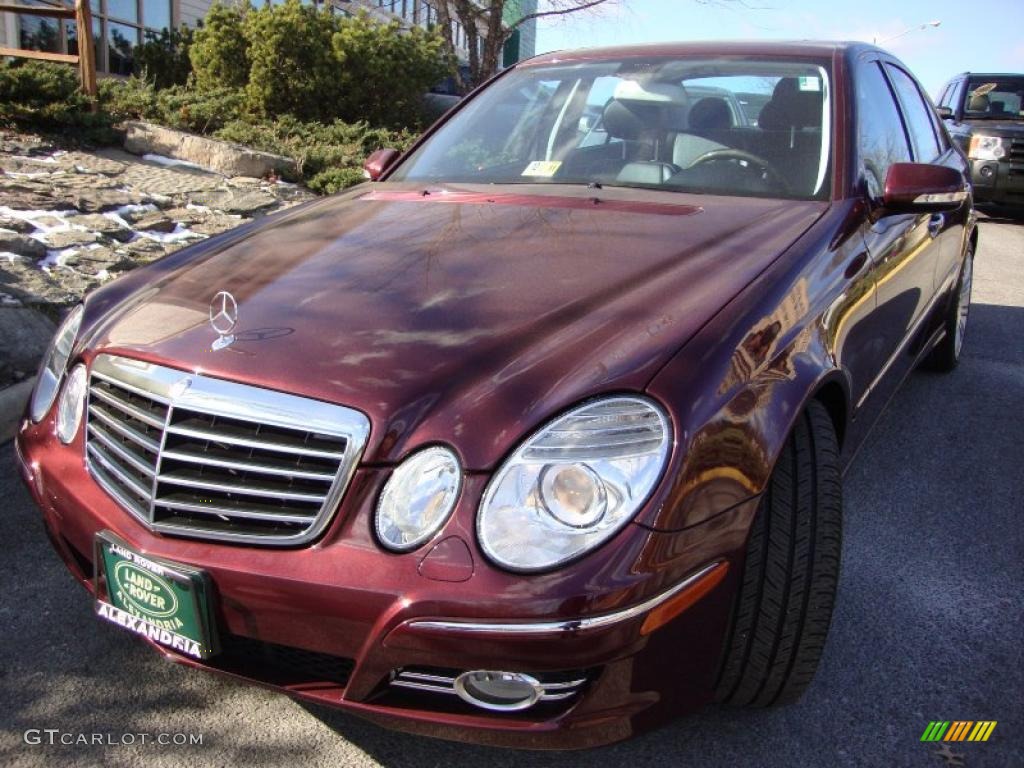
[673, 96, 734, 168]
[967, 92, 990, 112]
[757, 77, 825, 194]
[600, 84, 685, 185]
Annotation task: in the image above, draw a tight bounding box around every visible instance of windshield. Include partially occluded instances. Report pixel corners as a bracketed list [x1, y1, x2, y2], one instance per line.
[964, 77, 1024, 120]
[391, 56, 833, 201]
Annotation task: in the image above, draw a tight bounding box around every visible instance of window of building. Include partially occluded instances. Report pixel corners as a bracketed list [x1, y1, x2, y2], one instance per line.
[16, 0, 171, 74]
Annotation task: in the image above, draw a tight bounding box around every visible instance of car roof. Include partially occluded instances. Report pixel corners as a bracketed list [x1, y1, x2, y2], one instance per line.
[957, 72, 1024, 78]
[523, 40, 875, 66]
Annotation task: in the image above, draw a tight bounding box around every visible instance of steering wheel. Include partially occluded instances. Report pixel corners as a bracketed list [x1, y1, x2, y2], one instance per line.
[687, 148, 791, 194]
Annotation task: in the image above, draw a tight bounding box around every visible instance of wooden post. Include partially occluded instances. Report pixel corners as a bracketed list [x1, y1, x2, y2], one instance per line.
[0, 2, 95, 101]
[74, 0, 98, 104]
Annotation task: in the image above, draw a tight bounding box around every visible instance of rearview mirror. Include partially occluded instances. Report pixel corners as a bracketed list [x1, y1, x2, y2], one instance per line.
[363, 149, 401, 182]
[935, 105, 953, 120]
[882, 162, 967, 212]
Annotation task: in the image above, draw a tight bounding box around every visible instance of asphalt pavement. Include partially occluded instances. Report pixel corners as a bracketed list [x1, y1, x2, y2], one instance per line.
[1, 213, 1022, 768]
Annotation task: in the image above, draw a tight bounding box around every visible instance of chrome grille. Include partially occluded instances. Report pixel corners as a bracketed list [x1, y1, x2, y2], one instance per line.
[85, 354, 370, 546]
[1008, 138, 1024, 164]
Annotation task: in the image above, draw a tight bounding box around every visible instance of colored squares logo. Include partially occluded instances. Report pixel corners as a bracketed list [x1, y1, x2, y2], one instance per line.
[921, 721, 997, 742]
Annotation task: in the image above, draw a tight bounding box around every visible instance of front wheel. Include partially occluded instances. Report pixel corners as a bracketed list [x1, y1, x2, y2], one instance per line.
[714, 399, 842, 707]
[925, 246, 974, 372]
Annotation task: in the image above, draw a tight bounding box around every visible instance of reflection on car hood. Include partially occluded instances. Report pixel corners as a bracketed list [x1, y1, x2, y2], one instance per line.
[963, 119, 1024, 137]
[87, 184, 827, 468]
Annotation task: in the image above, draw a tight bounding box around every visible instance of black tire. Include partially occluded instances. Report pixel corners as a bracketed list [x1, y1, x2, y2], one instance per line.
[714, 399, 842, 707]
[924, 245, 974, 373]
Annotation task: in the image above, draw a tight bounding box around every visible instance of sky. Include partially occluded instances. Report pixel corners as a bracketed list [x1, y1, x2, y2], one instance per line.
[534, 0, 1024, 97]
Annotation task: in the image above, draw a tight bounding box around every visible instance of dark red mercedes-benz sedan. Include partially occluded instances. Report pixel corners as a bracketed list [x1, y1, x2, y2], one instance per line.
[15, 41, 976, 749]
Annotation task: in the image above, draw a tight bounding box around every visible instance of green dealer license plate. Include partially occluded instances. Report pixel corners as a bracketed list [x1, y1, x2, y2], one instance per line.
[94, 532, 218, 659]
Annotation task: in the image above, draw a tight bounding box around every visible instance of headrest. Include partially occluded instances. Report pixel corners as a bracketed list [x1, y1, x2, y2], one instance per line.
[759, 77, 823, 130]
[968, 93, 990, 112]
[689, 97, 732, 132]
[603, 99, 663, 140]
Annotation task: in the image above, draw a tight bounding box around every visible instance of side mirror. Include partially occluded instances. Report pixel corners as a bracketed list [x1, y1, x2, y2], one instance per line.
[363, 148, 401, 181]
[935, 105, 953, 120]
[882, 162, 967, 212]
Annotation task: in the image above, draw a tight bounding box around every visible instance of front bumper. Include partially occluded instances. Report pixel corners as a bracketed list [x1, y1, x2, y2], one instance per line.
[970, 158, 1024, 206]
[16, 416, 755, 749]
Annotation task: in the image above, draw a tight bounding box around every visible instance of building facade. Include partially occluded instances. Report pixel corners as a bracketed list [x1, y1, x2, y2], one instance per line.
[1, 0, 527, 77]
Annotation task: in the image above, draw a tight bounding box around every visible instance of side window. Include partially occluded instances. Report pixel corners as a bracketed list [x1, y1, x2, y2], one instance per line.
[937, 84, 952, 108]
[856, 61, 912, 198]
[948, 79, 965, 116]
[885, 64, 942, 161]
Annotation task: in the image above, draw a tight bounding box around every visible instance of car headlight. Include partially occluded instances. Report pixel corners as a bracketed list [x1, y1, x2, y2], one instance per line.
[968, 135, 1005, 161]
[30, 304, 84, 423]
[375, 446, 462, 552]
[56, 364, 88, 444]
[477, 396, 671, 573]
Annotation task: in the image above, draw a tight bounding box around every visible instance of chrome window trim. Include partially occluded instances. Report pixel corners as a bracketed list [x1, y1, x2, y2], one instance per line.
[85, 353, 371, 547]
[408, 561, 723, 636]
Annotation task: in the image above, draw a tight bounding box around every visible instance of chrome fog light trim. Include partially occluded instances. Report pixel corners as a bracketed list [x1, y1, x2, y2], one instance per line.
[453, 670, 544, 712]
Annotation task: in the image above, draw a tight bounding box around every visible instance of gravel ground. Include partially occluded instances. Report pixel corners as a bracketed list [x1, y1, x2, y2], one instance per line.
[0, 214, 1021, 768]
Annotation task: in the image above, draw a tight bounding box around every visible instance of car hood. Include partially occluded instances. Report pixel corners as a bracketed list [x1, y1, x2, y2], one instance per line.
[86, 184, 826, 468]
[963, 119, 1024, 137]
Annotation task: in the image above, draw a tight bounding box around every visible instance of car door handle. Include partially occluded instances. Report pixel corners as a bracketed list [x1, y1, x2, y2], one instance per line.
[928, 213, 945, 239]
[844, 251, 869, 280]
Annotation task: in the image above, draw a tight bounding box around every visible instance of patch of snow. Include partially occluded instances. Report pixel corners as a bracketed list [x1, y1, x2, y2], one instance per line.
[39, 248, 78, 270]
[95, 269, 111, 282]
[1, 251, 24, 264]
[3, 170, 55, 179]
[186, 202, 211, 213]
[0, 206, 73, 234]
[136, 224, 206, 244]
[102, 203, 157, 230]
[142, 153, 214, 174]
[9, 154, 58, 164]
[0, 292, 21, 306]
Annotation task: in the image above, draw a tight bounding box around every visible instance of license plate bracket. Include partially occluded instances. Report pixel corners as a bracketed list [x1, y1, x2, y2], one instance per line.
[93, 531, 219, 659]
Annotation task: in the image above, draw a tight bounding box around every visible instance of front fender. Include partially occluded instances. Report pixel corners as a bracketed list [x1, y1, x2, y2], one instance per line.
[641, 202, 863, 532]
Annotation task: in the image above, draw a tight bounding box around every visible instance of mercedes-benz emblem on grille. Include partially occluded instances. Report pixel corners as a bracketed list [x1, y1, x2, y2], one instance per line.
[210, 291, 238, 351]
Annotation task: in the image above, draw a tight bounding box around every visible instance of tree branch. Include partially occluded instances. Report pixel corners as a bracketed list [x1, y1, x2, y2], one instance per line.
[508, 0, 612, 30]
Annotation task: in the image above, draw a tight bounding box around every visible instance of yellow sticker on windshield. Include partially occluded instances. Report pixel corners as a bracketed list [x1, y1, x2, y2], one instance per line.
[522, 160, 562, 177]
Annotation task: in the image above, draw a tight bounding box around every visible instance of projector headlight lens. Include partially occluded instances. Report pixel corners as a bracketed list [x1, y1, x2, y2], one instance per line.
[477, 396, 671, 573]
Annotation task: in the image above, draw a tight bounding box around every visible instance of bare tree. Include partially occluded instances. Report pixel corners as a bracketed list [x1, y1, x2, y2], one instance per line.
[431, 0, 614, 90]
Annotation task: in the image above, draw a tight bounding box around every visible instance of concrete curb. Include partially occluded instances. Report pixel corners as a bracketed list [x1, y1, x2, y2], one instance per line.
[0, 377, 34, 445]
[123, 121, 299, 179]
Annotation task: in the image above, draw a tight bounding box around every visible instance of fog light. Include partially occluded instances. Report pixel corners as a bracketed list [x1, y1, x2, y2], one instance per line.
[453, 670, 543, 711]
[979, 165, 994, 178]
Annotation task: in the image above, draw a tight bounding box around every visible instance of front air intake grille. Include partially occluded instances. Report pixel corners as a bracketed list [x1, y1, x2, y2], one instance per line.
[212, 634, 355, 687]
[85, 354, 370, 546]
[1008, 139, 1024, 164]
